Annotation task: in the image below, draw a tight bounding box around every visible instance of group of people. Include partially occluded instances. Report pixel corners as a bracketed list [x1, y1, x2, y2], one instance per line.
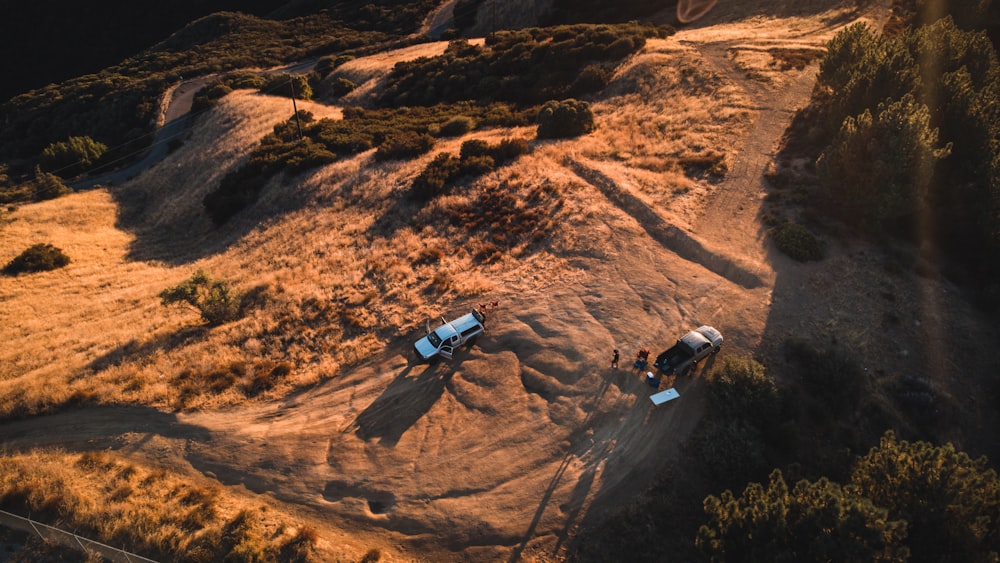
[611, 347, 663, 389]
[609, 347, 650, 370]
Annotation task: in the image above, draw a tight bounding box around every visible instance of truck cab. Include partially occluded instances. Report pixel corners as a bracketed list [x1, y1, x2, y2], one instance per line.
[413, 309, 486, 361]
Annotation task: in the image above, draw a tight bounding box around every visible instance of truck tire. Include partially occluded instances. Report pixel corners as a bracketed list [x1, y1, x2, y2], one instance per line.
[712, 345, 721, 355]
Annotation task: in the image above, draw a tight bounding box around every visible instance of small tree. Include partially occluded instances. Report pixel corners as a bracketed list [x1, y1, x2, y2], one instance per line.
[31, 167, 72, 201]
[160, 270, 240, 326]
[817, 95, 950, 235]
[39, 136, 107, 178]
[537, 99, 595, 139]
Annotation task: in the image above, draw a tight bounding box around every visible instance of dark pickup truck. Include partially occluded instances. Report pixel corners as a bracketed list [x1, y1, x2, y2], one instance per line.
[653, 325, 723, 376]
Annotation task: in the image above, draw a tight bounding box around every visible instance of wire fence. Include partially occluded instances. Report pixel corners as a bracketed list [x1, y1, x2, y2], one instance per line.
[0, 509, 158, 563]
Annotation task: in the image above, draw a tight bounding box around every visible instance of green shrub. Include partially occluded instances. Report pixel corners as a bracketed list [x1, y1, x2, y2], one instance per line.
[537, 99, 595, 139]
[438, 115, 475, 137]
[191, 81, 234, 113]
[411, 153, 461, 201]
[492, 137, 530, 162]
[572, 64, 612, 95]
[457, 154, 495, 176]
[374, 131, 435, 161]
[459, 139, 490, 160]
[30, 169, 72, 201]
[330, 77, 357, 98]
[705, 356, 780, 427]
[159, 269, 240, 326]
[852, 431, 1000, 562]
[411, 137, 531, 201]
[38, 136, 107, 178]
[773, 222, 824, 262]
[262, 74, 313, 100]
[3, 243, 70, 275]
[379, 24, 662, 107]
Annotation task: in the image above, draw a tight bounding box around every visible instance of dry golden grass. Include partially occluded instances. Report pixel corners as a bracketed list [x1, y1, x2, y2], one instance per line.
[0, 450, 319, 561]
[3, 10, 950, 560]
[0, 26, 776, 419]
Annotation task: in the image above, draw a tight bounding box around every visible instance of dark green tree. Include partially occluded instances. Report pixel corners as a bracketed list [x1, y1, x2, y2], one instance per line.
[817, 95, 951, 235]
[697, 469, 909, 562]
[38, 135, 107, 178]
[851, 431, 1000, 563]
[30, 167, 72, 201]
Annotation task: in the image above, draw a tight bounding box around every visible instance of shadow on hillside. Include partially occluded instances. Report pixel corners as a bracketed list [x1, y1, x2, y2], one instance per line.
[110, 171, 316, 266]
[85, 325, 208, 373]
[0, 405, 213, 452]
[351, 355, 465, 447]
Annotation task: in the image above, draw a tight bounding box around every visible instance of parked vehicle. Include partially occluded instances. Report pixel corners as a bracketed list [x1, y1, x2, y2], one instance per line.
[653, 325, 722, 376]
[413, 309, 486, 361]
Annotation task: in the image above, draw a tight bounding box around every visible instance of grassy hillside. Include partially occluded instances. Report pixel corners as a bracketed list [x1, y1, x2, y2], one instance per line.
[1, 0, 999, 561]
[0, 0, 437, 180]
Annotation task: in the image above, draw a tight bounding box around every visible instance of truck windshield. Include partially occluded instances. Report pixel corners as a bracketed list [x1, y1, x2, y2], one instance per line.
[427, 331, 443, 347]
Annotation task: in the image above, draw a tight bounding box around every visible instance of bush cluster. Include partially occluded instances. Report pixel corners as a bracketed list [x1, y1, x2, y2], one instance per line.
[411, 138, 530, 202]
[3, 243, 70, 275]
[699, 431, 1000, 561]
[38, 135, 107, 178]
[772, 222, 824, 262]
[688, 356, 783, 488]
[536, 98, 595, 139]
[378, 24, 671, 107]
[545, 0, 675, 24]
[205, 103, 531, 223]
[374, 131, 435, 161]
[813, 18, 1000, 286]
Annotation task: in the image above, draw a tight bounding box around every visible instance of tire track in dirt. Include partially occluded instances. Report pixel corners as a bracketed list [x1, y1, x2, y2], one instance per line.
[686, 40, 819, 260]
[563, 156, 767, 289]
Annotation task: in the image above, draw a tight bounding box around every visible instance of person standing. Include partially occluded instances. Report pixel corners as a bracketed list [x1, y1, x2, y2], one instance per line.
[611, 349, 620, 369]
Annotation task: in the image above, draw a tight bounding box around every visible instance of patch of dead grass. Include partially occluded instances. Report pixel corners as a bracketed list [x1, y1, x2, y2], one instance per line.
[0, 450, 318, 561]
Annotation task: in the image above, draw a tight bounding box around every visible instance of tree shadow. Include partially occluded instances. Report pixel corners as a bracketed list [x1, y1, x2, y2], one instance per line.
[0, 405, 213, 453]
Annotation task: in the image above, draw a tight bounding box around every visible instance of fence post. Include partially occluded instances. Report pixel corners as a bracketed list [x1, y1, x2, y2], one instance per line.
[26, 514, 46, 543]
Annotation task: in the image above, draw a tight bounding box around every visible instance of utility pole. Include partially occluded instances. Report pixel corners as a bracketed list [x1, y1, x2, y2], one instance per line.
[491, 0, 496, 41]
[289, 78, 304, 140]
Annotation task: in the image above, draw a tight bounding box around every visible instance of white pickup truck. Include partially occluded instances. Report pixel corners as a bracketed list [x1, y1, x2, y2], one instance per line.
[653, 325, 723, 376]
[413, 309, 486, 361]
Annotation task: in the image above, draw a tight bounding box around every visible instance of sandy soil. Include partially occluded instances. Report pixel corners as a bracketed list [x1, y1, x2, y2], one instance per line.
[4, 0, 1000, 561]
